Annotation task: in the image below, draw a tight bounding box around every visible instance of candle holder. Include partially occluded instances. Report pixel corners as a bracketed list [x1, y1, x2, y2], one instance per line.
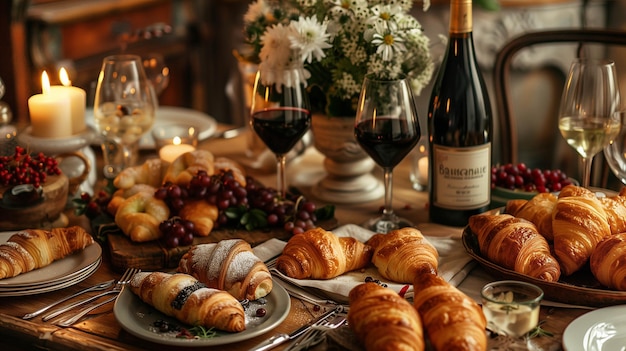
[410, 137, 429, 192]
[152, 123, 198, 163]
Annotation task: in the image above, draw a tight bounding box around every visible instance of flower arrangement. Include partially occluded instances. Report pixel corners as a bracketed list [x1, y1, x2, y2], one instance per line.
[239, 0, 434, 117]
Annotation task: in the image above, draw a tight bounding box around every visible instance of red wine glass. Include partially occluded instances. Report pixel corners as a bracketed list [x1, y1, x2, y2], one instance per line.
[250, 66, 311, 197]
[355, 74, 421, 233]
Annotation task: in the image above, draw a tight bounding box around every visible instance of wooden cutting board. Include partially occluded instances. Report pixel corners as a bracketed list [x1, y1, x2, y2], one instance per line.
[107, 218, 338, 271]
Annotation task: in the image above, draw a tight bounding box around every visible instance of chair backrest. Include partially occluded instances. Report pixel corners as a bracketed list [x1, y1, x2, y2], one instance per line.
[494, 29, 626, 170]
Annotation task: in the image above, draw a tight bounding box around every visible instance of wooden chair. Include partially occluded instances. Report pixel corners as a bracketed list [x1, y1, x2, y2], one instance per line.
[493, 28, 626, 187]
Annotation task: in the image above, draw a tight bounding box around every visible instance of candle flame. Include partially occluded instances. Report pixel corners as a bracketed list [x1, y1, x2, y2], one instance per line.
[41, 71, 51, 94]
[59, 67, 72, 86]
[173, 136, 182, 145]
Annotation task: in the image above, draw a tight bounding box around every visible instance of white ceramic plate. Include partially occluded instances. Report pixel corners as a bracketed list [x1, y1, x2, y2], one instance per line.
[0, 231, 102, 287]
[0, 258, 101, 296]
[114, 282, 290, 346]
[563, 305, 626, 351]
[85, 106, 218, 149]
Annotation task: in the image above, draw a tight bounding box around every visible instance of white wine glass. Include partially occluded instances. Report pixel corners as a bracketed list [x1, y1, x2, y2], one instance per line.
[250, 65, 311, 198]
[143, 53, 170, 96]
[94, 54, 157, 178]
[355, 74, 421, 233]
[558, 58, 621, 188]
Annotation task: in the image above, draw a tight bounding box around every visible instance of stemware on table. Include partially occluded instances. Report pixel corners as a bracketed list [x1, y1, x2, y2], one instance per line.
[354, 74, 420, 233]
[142, 53, 170, 97]
[249, 65, 312, 198]
[557, 58, 621, 188]
[604, 111, 626, 185]
[93, 54, 157, 178]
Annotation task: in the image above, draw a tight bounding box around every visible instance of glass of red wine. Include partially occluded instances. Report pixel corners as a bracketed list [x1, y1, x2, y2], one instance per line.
[355, 74, 421, 233]
[250, 65, 311, 197]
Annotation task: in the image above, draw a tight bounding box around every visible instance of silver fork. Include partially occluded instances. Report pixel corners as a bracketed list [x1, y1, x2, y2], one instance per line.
[43, 267, 140, 322]
[284, 314, 347, 351]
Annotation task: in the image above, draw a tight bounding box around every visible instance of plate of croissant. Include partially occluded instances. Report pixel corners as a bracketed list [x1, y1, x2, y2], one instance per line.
[463, 184, 626, 307]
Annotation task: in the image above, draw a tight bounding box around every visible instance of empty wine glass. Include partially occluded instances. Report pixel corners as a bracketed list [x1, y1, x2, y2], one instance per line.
[94, 54, 157, 178]
[558, 58, 621, 188]
[250, 65, 311, 197]
[143, 53, 170, 96]
[604, 111, 626, 185]
[355, 74, 421, 233]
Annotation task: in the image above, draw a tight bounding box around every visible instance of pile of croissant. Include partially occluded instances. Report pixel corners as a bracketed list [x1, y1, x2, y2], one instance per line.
[276, 227, 487, 351]
[469, 184, 626, 291]
[129, 238, 273, 332]
[106, 150, 245, 242]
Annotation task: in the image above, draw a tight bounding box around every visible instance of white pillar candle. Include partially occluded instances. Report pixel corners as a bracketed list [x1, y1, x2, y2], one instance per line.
[159, 137, 196, 163]
[28, 71, 72, 138]
[50, 68, 86, 134]
[418, 156, 429, 184]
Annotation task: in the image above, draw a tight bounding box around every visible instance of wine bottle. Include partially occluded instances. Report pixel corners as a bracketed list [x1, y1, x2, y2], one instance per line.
[427, 0, 493, 227]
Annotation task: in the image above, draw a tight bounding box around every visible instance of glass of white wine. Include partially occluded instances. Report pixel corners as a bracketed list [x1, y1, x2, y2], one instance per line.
[557, 58, 621, 188]
[94, 54, 157, 178]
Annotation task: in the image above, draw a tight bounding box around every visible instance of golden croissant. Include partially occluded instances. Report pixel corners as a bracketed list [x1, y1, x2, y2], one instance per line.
[276, 227, 373, 279]
[0, 226, 94, 279]
[348, 282, 424, 351]
[367, 227, 438, 284]
[413, 273, 487, 351]
[505, 192, 557, 241]
[468, 213, 561, 281]
[178, 239, 273, 300]
[590, 233, 626, 291]
[129, 271, 246, 332]
[553, 185, 611, 275]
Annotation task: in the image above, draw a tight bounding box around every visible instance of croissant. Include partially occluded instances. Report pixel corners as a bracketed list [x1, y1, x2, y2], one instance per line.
[468, 214, 561, 281]
[178, 200, 219, 236]
[0, 226, 94, 279]
[178, 239, 273, 300]
[590, 233, 626, 291]
[505, 192, 557, 241]
[114, 192, 170, 242]
[348, 282, 424, 351]
[599, 194, 626, 234]
[553, 185, 611, 275]
[106, 183, 156, 216]
[367, 227, 438, 284]
[113, 158, 168, 190]
[164, 150, 215, 186]
[129, 271, 246, 332]
[276, 227, 373, 279]
[413, 273, 487, 351]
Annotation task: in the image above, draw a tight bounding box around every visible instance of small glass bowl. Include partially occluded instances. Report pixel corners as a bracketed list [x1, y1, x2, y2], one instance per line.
[481, 280, 544, 337]
[151, 124, 198, 163]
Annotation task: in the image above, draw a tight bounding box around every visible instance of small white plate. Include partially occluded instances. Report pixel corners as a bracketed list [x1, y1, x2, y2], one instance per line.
[86, 106, 218, 149]
[114, 282, 290, 346]
[563, 305, 626, 351]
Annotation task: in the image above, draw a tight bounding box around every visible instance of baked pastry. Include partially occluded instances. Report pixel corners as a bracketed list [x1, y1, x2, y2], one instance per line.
[590, 232, 626, 290]
[163, 150, 215, 186]
[114, 192, 170, 242]
[106, 184, 156, 216]
[348, 282, 424, 351]
[505, 192, 557, 240]
[113, 158, 167, 190]
[214, 157, 246, 186]
[553, 185, 611, 275]
[367, 227, 438, 284]
[468, 213, 561, 281]
[0, 226, 94, 279]
[178, 239, 273, 300]
[599, 194, 626, 234]
[413, 273, 487, 351]
[178, 200, 219, 236]
[276, 227, 373, 279]
[129, 271, 246, 332]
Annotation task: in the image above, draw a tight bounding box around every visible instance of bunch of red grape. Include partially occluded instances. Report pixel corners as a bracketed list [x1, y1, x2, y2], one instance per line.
[491, 163, 573, 193]
[158, 217, 196, 248]
[0, 146, 61, 187]
[154, 170, 324, 247]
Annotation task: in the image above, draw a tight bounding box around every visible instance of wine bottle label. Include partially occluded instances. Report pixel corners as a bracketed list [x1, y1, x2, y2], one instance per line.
[432, 143, 491, 210]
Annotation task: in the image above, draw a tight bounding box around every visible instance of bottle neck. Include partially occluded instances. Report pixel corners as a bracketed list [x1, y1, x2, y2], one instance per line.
[449, 0, 472, 34]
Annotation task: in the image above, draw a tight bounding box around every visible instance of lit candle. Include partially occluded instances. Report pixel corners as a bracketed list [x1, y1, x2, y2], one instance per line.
[28, 71, 72, 138]
[49, 68, 86, 134]
[418, 156, 429, 184]
[158, 137, 196, 163]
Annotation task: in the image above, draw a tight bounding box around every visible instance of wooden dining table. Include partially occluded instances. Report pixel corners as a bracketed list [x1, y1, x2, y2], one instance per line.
[0, 124, 601, 350]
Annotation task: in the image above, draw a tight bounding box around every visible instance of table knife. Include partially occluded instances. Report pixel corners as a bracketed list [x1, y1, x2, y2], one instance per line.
[248, 306, 341, 351]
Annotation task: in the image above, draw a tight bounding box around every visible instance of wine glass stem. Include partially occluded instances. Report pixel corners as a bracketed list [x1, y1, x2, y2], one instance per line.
[122, 141, 140, 169]
[582, 156, 593, 188]
[276, 154, 287, 198]
[382, 167, 395, 220]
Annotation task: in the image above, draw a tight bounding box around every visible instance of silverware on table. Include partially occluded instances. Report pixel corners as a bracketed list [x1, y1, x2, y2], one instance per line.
[55, 294, 119, 327]
[248, 306, 344, 351]
[283, 313, 347, 351]
[22, 279, 115, 320]
[42, 267, 139, 322]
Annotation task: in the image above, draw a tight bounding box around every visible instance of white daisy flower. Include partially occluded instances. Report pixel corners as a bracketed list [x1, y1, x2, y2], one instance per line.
[289, 16, 332, 63]
[243, 0, 270, 24]
[370, 22, 406, 61]
[259, 23, 294, 69]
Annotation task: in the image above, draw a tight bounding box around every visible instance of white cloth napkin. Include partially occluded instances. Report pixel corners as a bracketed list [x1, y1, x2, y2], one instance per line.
[252, 224, 475, 304]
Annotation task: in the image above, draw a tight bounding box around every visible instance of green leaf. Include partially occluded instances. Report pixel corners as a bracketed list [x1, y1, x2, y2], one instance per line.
[315, 205, 335, 221]
[475, 0, 500, 11]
